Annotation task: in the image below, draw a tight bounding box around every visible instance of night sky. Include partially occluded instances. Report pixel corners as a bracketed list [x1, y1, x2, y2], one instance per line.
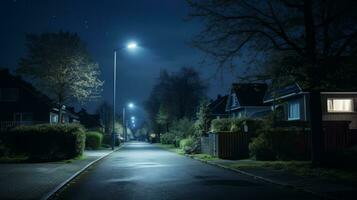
[0, 0, 238, 122]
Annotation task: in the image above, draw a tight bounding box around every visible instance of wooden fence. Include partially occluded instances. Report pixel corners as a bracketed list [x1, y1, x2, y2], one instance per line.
[323, 121, 353, 152]
[201, 120, 357, 160]
[203, 132, 250, 159]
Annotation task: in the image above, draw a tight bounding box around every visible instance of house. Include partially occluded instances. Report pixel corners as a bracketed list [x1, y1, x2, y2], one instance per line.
[207, 95, 228, 119]
[263, 83, 357, 129]
[225, 83, 271, 119]
[0, 69, 77, 131]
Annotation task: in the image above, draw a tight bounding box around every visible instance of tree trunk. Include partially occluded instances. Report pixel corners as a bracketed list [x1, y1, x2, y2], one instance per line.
[309, 91, 324, 166]
[303, 0, 324, 166]
[58, 107, 62, 124]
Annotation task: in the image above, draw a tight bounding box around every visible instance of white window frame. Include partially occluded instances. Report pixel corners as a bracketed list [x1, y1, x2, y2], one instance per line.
[50, 112, 59, 124]
[231, 93, 238, 107]
[327, 98, 354, 113]
[288, 101, 300, 121]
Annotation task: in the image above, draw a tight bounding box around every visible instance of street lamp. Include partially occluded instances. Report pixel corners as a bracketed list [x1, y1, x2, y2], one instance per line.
[122, 102, 135, 142]
[112, 42, 138, 150]
[127, 42, 137, 50]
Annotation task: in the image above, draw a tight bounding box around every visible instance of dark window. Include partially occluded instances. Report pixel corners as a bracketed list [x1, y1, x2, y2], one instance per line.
[0, 88, 19, 102]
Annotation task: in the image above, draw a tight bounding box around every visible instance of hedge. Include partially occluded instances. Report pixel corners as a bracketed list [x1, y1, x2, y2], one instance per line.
[249, 128, 311, 161]
[85, 131, 103, 150]
[1, 124, 85, 161]
[179, 137, 194, 150]
[211, 118, 232, 132]
[160, 132, 176, 144]
[211, 118, 263, 134]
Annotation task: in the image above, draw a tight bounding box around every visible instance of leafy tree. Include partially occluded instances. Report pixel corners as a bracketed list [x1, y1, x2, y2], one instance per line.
[171, 118, 196, 139]
[188, 0, 357, 165]
[195, 100, 211, 137]
[17, 31, 103, 122]
[145, 67, 207, 137]
[156, 104, 170, 132]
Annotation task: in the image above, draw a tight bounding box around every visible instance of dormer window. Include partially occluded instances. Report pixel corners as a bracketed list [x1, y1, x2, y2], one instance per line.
[231, 93, 238, 107]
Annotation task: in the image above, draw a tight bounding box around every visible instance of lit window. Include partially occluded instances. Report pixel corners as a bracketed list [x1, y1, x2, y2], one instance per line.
[288, 101, 300, 120]
[327, 98, 353, 112]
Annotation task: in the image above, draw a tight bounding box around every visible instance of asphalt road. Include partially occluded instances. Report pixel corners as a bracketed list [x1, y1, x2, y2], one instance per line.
[55, 142, 321, 200]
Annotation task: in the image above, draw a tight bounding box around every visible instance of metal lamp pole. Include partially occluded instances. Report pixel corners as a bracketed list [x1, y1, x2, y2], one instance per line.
[112, 42, 138, 149]
[122, 107, 126, 143]
[112, 50, 117, 150]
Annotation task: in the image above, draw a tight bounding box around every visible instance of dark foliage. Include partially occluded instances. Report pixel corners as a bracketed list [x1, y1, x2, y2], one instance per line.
[85, 131, 103, 150]
[249, 128, 311, 161]
[1, 124, 85, 161]
[145, 67, 207, 135]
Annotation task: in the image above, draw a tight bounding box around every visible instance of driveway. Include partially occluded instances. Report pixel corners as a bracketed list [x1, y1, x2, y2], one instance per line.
[55, 142, 320, 200]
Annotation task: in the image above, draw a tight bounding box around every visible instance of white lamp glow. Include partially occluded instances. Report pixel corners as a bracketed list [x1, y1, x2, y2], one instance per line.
[127, 42, 137, 49]
[128, 102, 135, 109]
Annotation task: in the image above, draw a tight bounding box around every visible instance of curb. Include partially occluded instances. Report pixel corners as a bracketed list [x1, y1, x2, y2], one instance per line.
[42, 145, 125, 200]
[186, 155, 338, 200]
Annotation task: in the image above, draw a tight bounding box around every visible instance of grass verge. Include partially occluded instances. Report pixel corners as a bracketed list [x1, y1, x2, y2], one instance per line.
[154, 143, 185, 155]
[228, 160, 357, 183]
[190, 153, 218, 161]
[0, 155, 29, 163]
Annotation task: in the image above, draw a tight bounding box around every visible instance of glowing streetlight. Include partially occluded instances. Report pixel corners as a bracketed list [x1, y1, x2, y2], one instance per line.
[128, 102, 135, 109]
[127, 42, 138, 50]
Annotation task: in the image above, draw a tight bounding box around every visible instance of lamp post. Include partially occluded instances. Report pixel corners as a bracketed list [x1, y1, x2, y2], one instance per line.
[112, 42, 138, 150]
[122, 102, 135, 142]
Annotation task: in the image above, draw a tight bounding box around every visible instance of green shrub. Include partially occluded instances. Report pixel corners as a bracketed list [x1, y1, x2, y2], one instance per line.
[160, 132, 176, 144]
[170, 118, 196, 138]
[2, 124, 85, 161]
[179, 137, 195, 150]
[244, 119, 264, 137]
[249, 135, 275, 160]
[249, 128, 311, 161]
[85, 131, 103, 150]
[211, 118, 232, 132]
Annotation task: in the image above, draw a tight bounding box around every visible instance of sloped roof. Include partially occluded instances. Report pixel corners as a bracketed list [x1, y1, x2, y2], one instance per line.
[232, 83, 268, 106]
[0, 69, 55, 108]
[208, 95, 228, 115]
[263, 83, 302, 102]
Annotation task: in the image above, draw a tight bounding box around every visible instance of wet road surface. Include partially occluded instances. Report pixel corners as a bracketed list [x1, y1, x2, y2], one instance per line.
[55, 142, 320, 200]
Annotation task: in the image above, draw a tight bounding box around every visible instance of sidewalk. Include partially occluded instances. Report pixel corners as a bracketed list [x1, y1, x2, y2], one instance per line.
[0, 149, 114, 200]
[193, 157, 357, 200]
